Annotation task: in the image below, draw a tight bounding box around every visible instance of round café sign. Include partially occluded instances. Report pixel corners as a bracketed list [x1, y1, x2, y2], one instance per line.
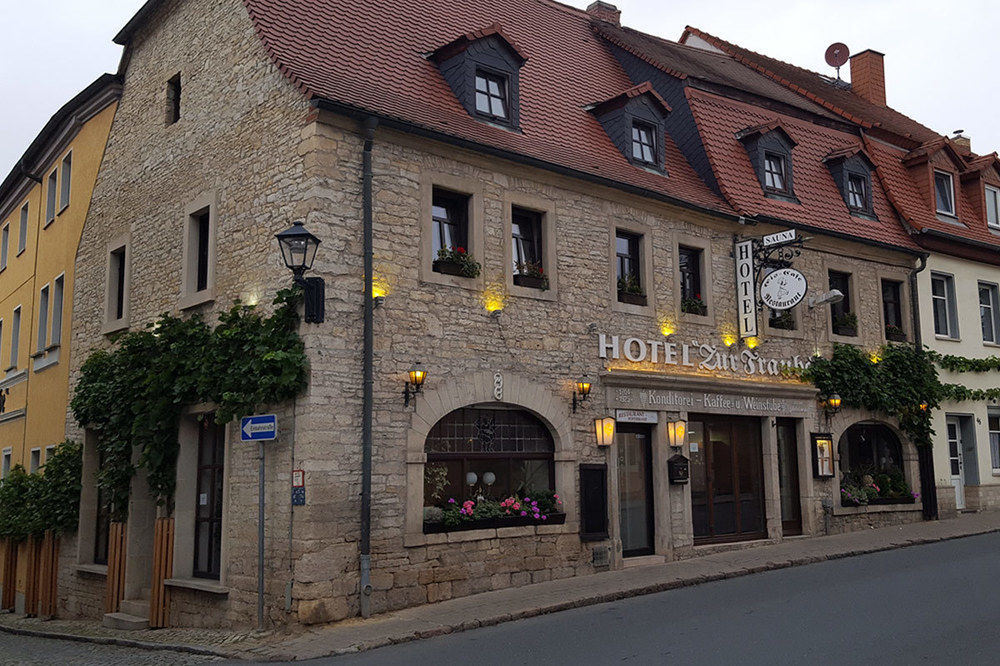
[760, 268, 807, 310]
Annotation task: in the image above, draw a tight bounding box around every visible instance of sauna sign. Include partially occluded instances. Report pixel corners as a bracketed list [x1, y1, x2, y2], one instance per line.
[598, 333, 812, 377]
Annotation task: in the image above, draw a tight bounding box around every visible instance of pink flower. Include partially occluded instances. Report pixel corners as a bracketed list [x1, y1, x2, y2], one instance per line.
[553, 494, 559, 500]
[520, 511, 527, 516]
[541, 515, 547, 520]
[533, 513, 540, 519]
[448, 498, 456, 504]
[513, 503, 520, 511]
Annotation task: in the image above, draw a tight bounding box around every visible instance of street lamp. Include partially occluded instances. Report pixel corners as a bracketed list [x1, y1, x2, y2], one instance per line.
[595, 416, 616, 447]
[275, 221, 324, 322]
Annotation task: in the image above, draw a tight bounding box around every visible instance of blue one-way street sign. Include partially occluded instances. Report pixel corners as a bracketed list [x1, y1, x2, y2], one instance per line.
[241, 414, 277, 441]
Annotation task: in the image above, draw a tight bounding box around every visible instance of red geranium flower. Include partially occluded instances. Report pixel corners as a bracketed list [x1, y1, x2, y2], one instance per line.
[456, 246, 466, 254]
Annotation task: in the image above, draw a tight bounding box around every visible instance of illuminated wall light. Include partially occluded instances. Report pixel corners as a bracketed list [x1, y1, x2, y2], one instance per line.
[658, 315, 676, 337]
[745, 336, 760, 349]
[869, 350, 882, 364]
[241, 290, 261, 306]
[482, 279, 508, 313]
[372, 277, 389, 299]
[719, 323, 738, 347]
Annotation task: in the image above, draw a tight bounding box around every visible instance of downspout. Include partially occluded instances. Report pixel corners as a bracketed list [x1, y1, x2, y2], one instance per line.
[359, 115, 378, 618]
[18, 159, 43, 184]
[909, 253, 938, 520]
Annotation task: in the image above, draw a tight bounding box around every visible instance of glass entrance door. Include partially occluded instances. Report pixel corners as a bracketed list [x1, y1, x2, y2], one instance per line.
[617, 424, 654, 557]
[776, 418, 802, 536]
[690, 415, 766, 543]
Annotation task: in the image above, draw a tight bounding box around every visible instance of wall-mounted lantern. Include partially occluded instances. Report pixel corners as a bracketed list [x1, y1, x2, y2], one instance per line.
[275, 220, 324, 323]
[666, 419, 687, 448]
[594, 416, 616, 447]
[573, 376, 592, 412]
[823, 393, 842, 414]
[403, 362, 427, 406]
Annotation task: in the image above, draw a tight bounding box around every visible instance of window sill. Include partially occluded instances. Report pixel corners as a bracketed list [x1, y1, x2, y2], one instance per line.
[164, 577, 228, 595]
[44, 343, 60, 352]
[101, 319, 130, 336]
[3, 365, 17, 374]
[15, 249, 24, 258]
[43, 218, 55, 229]
[29, 350, 45, 360]
[831, 501, 922, 516]
[0, 409, 26, 423]
[75, 563, 108, 577]
[178, 288, 215, 311]
[58, 204, 69, 216]
[0, 369, 27, 389]
[934, 334, 961, 343]
[33, 353, 59, 373]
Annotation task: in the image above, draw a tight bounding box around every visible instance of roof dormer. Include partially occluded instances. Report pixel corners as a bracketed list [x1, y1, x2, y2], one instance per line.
[824, 144, 878, 220]
[961, 153, 1000, 231]
[736, 121, 798, 202]
[429, 24, 527, 129]
[902, 138, 968, 222]
[588, 82, 671, 172]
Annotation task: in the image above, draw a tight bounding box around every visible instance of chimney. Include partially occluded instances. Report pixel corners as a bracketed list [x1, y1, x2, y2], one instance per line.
[952, 134, 971, 153]
[849, 49, 886, 106]
[586, 1, 621, 26]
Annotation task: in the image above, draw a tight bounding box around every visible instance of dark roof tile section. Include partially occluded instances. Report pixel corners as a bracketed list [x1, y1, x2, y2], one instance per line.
[590, 81, 671, 115]
[243, 0, 730, 213]
[686, 88, 918, 249]
[428, 23, 528, 64]
[681, 26, 940, 145]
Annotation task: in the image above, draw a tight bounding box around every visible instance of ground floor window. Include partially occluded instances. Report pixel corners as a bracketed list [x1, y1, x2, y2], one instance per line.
[193, 419, 225, 579]
[989, 413, 1000, 473]
[838, 423, 913, 506]
[423, 405, 558, 531]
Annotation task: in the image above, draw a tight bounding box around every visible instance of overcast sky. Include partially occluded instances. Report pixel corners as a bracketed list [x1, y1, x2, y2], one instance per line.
[1, 0, 997, 175]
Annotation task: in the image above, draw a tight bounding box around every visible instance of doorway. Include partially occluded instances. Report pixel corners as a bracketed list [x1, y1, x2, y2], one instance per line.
[946, 417, 966, 510]
[690, 415, 766, 543]
[776, 418, 802, 536]
[616, 424, 654, 557]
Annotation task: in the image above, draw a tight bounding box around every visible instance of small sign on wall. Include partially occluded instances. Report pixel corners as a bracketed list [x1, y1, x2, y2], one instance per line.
[292, 469, 305, 506]
[615, 409, 658, 424]
[812, 433, 835, 478]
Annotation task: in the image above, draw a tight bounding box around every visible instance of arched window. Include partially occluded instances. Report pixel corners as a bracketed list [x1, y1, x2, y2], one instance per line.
[838, 422, 910, 505]
[423, 406, 554, 507]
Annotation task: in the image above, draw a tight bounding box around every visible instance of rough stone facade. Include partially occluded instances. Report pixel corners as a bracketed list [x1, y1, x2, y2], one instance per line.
[60, 0, 933, 631]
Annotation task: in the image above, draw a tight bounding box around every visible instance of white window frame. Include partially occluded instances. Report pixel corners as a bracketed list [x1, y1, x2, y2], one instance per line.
[987, 185, 1000, 231]
[0, 224, 8, 271]
[51, 274, 64, 348]
[980, 281, 1000, 344]
[1, 448, 11, 479]
[18, 203, 28, 255]
[59, 152, 72, 212]
[37, 283, 50, 352]
[44, 445, 55, 463]
[103, 237, 131, 333]
[45, 169, 57, 225]
[179, 194, 217, 309]
[934, 170, 956, 216]
[990, 412, 1000, 474]
[29, 448, 40, 474]
[9, 306, 21, 370]
[931, 272, 959, 339]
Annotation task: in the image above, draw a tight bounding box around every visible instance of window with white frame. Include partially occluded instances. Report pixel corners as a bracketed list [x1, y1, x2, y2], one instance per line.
[45, 170, 57, 225]
[0, 225, 8, 270]
[990, 413, 1000, 473]
[931, 273, 958, 338]
[29, 448, 40, 474]
[9, 306, 21, 370]
[51, 275, 64, 347]
[107, 244, 128, 325]
[59, 153, 72, 211]
[1, 449, 10, 479]
[182, 204, 214, 303]
[18, 203, 28, 254]
[763, 152, 788, 192]
[45, 445, 55, 463]
[987, 186, 1000, 230]
[37, 284, 49, 352]
[934, 171, 955, 215]
[847, 173, 869, 210]
[980, 282, 1000, 343]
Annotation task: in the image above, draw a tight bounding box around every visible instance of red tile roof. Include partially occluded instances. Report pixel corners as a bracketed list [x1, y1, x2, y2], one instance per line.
[685, 88, 919, 250]
[243, 0, 730, 214]
[428, 23, 528, 64]
[590, 81, 671, 115]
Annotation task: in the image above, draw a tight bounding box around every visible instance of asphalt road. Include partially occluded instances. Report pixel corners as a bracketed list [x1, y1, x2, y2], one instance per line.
[318, 532, 1000, 666]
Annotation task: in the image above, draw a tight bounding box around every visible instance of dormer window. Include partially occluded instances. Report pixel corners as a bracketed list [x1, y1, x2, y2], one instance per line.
[763, 152, 787, 192]
[847, 173, 868, 210]
[475, 70, 509, 121]
[430, 24, 526, 130]
[987, 186, 1000, 230]
[632, 122, 656, 164]
[935, 171, 955, 216]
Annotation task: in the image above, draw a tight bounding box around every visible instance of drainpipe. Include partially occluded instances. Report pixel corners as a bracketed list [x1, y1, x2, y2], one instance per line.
[359, 116, 378, 618]
[909, 253, 938, 520]
[18, 159, 43, 184]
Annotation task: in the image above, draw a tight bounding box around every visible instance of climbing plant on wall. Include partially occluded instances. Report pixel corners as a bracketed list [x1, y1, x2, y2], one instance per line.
[802, 343, 940, 447]
[71, 288, 308, 518]
[0, 440, 82, 542]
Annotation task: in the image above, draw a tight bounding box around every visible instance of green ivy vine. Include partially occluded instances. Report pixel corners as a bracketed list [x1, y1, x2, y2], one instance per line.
[0, 441, 82, 542]
[802, 343, 940, 447]
[71, 288, 307, 519]
[931, 352, 1000, 374]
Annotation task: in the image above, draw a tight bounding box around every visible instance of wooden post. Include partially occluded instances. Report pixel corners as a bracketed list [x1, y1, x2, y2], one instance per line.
[24, 537, 40, 617]
[38, 531, 59, 618]
[104, 522, 127, 614]
[0, 539, 16, 610]
[148, 517, 174, 628]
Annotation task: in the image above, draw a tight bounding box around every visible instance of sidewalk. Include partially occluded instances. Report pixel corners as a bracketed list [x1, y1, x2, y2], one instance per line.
[2, 512, 999, 661]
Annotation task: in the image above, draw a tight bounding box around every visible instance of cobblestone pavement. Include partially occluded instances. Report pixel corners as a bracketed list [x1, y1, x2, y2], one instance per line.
[0, 632, 220, 665]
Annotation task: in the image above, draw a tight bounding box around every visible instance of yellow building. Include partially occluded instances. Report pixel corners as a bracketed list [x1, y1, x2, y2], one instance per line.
[0, 74, 120, 614]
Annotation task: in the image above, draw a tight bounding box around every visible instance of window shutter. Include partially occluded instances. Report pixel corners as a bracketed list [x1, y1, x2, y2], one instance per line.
[579, 464, 608, 541]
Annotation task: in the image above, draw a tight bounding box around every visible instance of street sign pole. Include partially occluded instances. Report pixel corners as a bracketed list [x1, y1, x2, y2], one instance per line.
[258, 439, 265, 631]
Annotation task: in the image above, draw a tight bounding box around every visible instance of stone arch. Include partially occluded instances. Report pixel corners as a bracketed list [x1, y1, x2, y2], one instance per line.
[834, 418, 920, 505]
[404, 370, 574, 540]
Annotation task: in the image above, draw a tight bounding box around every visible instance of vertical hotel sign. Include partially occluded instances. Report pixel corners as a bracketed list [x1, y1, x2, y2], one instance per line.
[735, 240, 757, 338]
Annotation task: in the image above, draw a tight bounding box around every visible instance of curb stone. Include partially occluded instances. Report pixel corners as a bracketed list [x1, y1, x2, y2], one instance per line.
[0, 622, 235, 659]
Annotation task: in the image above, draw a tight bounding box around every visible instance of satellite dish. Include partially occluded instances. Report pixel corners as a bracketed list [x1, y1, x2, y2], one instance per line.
[825, 42, 850, 68]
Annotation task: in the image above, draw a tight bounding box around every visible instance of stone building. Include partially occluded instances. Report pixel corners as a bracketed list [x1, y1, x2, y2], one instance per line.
[60, 0, 938, 630]
[679, 27, 1000, 518]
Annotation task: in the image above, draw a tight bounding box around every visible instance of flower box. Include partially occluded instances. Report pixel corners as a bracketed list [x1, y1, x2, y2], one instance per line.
[433, 259, 468, 277]
[841, 496, 916, 508]
[513, 274, 549, 290]
[423, 511, 566, 534]
[617, 291, 647, 306]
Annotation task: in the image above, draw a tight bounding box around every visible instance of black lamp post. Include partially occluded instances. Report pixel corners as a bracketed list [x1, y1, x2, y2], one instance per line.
[275, 221, 324, 323]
